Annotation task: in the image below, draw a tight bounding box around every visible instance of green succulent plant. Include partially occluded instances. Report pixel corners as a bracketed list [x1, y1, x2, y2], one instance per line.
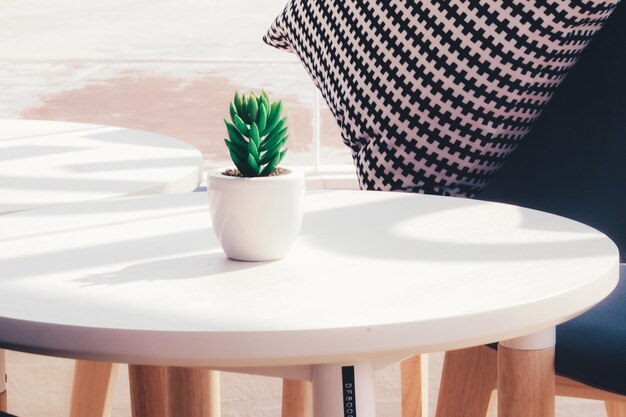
[224, 90, 288, 177]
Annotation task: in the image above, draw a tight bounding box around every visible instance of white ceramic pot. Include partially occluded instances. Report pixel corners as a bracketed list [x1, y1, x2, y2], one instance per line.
[207, 167, 305, 261]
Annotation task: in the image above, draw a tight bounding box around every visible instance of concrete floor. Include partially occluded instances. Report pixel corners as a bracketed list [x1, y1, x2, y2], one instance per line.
[0, 1, 608, 416]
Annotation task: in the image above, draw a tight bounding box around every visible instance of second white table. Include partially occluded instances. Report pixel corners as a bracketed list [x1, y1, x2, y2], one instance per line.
[0, 119, 203, 213]
[0, 118, 204, 415]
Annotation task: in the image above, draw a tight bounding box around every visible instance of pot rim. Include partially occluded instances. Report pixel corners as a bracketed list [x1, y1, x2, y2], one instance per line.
[207, 166, 304, 182]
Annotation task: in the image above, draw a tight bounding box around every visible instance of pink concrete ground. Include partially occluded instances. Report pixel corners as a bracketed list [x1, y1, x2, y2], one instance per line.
[15, 64, 347, 167]
[0, 0, 350, 168]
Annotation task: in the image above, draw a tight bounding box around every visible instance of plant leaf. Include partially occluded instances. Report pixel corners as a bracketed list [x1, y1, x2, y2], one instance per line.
[260, 92, 270, 118]
[258, 103, 267, 133]
[265, 116, 287, 140]
[229, 102, 237, 121]
[261, 133, 287, 157]
[265, 137, 288, 165]
[240, 95, 250, 124]
[274, 135, 289, 152]
[249, 123, 260, 147]
[265, 121, 288, 139]
[233, 114, 249, 136]
[234, 92, 243, 115]
[260, 126, 288, 152]
[248, 93, 259, 122]
[247, 153, 260, 176]
[228, 144, 249, 175]
[259, 153, 273, 167]
[259, 146, 278, 165]
[262, 100, 283, 136]
[276, 149, 287, 165]
[225, 120, 247, 150]
[225, 138, 246, 162]
[248, 124, 260, 160]
[259, 152, 281, 176]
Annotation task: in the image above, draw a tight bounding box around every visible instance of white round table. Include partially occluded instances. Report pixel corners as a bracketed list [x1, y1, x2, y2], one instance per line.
[0, 191, 618, 417]
[0, 119, 203, 213]
[0, 118, 203, 416]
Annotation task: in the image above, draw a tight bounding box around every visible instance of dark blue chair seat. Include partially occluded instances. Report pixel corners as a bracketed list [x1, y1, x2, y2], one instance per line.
[556, 267, 626, 395]
[487, 267, 626, 395]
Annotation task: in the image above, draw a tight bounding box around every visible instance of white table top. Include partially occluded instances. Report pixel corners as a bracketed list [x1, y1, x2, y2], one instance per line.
[0, 119, 203, 213]
[0, 191, 618, 367]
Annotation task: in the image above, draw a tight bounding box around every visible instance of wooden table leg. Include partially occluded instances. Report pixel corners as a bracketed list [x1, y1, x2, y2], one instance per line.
[70, 360, 118, 417]
[166, 367, 219, 417]
[498, 329, 555, 417]
[401, 355, 428, 417]
[0, 349, 6, 412]
[435, 346, 496, 417]
[129, 365, 168, 417]
[282, 379, 312, 417]
[605, 401, 626, 417]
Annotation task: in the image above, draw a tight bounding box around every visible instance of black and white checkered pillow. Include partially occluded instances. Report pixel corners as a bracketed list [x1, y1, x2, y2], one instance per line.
[265, 1, 619, 197]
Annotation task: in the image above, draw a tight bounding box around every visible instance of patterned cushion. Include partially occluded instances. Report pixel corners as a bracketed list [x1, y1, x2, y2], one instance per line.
[265, 1, 619, 197]
[478, 0, 626, 257]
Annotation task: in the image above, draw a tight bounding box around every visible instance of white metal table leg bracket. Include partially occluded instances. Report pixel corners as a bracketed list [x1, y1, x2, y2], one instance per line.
[312, 362, 376, 417]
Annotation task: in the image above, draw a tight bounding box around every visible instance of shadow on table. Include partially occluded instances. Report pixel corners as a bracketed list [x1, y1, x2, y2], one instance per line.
[85, 128, 195, 150]
[0, 144, 89, 162]
[0, 125, 103, 142]
[76, 252, 262, 286]
[64, 156, 201, 173]
[300, 192, 612, 263]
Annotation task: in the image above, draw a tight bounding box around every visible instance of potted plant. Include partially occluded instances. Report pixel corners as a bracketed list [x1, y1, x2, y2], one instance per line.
[207, 90, 305, 261]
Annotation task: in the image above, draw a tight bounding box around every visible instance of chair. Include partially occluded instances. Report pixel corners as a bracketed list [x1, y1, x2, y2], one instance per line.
[435, 2, 626, 416]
